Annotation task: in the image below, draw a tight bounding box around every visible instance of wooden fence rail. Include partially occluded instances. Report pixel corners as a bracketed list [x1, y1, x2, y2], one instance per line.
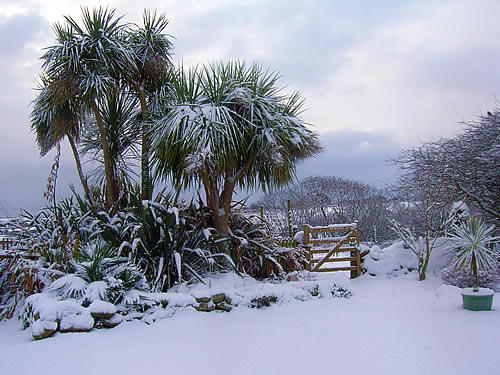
[303, 223, 361, 278]
[1, 238, 14, 250]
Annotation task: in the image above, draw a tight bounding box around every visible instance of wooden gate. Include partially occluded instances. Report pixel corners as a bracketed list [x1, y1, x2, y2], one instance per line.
[303, 223, 361, 278]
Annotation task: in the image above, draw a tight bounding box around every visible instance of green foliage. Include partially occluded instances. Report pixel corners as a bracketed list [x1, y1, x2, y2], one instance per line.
[126, 10, 173, 86]
[227, 210, 304, 278]
[151, 60, 321, 192]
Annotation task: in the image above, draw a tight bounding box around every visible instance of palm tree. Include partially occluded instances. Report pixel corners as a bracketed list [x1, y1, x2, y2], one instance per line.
[80, 92, 141, 198]
[31, 76, 94, 205]
[151, 61, 322, 240]
[125, 10, 174, 201]
[40, 7, 131, 207]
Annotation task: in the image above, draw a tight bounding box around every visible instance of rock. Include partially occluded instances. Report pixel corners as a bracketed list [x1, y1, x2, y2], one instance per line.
[250, 296, 278, 308]
[196, 297, 211, 303]
[215, 303, 232, 312]
[211, 293, 226, 304]
[225, 296, 232, 305]
[32, 320, 58, 341]
[195, 302, 215, 312]
[89, 300, 117, 320]
[101, 314, 123, 328]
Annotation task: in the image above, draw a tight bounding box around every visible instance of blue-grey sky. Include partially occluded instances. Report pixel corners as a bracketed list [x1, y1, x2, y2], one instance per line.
[1, 0, 499, 215]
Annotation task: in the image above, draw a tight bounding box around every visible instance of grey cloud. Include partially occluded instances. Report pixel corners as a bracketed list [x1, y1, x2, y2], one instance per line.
[412, 47, 500, 93]
[295, 129, 401, 188]
[171, 0, 420, 89]
[0, 150, 80, 215]
[0, 11, 47, 57]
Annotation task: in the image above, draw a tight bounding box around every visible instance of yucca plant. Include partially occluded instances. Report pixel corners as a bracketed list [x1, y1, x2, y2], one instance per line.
[448, 216, 499, 291]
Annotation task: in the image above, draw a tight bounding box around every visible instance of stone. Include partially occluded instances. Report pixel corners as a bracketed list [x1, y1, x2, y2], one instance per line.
[89, 300, 117, 320]
[196, 297, 211, 303]
[195, 302, 215, 312]
[101, 315, 122, 328]
[32, 320, 58, 341]
[211, 293, 226, 304]
[224, 296, 232, 305]
[215, 303, 232, 312]
[90, 311, 115, 320]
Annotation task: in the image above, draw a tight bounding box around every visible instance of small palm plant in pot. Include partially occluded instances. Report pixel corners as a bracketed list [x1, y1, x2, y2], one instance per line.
[448, 216, 499, 311]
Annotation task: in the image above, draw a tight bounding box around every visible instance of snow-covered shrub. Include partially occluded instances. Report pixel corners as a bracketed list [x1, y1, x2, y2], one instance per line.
[330, 284, 352, 298]
[118, 193, 227, 291]
[362, 239, 451, 278]
[16, 195, 95, 273]
[0, 256, 45, 320]
[441, 266, 500, 291]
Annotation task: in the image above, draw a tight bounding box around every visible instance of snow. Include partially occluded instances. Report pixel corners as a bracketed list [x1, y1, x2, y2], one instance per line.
[25, 295, 85, 322]
[461, 287, 495, 296]
[59, 313, 94, 332]
[2, 274, 499, 375]
[363, 239, 451, 277]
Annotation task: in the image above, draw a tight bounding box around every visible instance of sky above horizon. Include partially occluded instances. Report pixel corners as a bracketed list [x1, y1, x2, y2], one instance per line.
[1, 0, 499, 216]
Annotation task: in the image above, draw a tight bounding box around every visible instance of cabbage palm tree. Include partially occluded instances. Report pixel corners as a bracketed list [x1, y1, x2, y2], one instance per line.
[39, 7, 131, 206]
[151, 61, 322, 239]
[80, 92, 141, 197]
[31, 78, 94, 205]
[125, 10, 174, 201]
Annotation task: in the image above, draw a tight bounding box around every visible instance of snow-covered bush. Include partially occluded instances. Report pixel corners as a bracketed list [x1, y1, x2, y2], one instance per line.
[362, 239, 451, 278]
[441, 266, 500, 291]
[0, 256, 44, 320]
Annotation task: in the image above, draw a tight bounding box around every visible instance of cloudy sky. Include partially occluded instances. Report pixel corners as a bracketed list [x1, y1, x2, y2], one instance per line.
[1, 0, 499, 215]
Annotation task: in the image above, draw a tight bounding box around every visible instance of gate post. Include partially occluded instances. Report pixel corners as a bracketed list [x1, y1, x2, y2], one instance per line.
[350, 223, 361, 278]
[303, 224, 311, 271]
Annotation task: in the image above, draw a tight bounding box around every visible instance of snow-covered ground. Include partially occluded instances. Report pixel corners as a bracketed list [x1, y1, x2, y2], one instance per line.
[1, 273, 499, 375]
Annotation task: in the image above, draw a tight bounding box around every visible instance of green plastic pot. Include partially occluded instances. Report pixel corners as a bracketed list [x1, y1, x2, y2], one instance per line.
[461, 288, 494, 311]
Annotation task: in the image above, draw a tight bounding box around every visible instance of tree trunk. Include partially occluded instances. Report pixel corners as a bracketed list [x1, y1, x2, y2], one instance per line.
[67, 134, 95, 206]
[213, 211, 230, 238]
[90, 98, 118, 207]
[137, 85, 151, 201]
[419, 203, 431, 281]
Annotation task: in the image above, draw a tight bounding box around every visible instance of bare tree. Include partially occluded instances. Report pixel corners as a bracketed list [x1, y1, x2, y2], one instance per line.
[438, 110, 500, 225]
[390, 144, 460, 280]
